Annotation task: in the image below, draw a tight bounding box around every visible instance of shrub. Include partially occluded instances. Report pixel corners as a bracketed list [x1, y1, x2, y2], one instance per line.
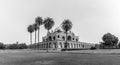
[0, 42, 5, 49]
[90, 46, 96, 50]
[7, 43, 27, 49]
[18, 43, 27, 49]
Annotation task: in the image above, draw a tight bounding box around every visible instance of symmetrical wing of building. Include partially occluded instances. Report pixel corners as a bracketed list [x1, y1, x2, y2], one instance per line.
[37, 28, 95, 51]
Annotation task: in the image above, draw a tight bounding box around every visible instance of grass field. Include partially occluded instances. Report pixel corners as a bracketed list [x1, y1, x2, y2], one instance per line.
[0, 49, 120, 65]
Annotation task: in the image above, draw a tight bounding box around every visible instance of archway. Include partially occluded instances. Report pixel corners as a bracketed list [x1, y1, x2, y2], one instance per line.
[67, 36, 71, 41]
[62, 36, 65, 40]
[48, 36, 52, 41]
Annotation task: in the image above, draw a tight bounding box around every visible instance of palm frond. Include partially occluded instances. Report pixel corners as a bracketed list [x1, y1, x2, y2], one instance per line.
[61, 19, 73, 32]
[27, 25, 34, 33]
[44, 17, 55, 31]
[33, 23, 39, 31]
[35, 16, 43, 26]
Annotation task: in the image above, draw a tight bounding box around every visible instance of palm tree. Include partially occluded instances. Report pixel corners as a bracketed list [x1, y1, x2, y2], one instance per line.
[35, 17, 43, 43]
[61, 19, 73, 50]
[35, 16, 43, 50]
[33, 23, 39, 49]
[44, 17, 55, 33]
[44, 17, 55, 51]
[27, 25, 34, 46]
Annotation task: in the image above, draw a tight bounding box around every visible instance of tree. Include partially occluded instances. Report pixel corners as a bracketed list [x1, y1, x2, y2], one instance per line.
[44, 17, 55, 33]
[18, 43, 27, 49]
[35, 17, 43, 43]
[33, 23, 39, 49]
[61, 19, 73, 49]
[27, 25, 34, 45]
[33, 23, 39, 44]
[0, 42, 5, 49]
[7, 43, 27, 49]
[44, 17, 55, 51]
[35, 17, 43, 50]
[102, 33, 119, 46]
[8, 44, 19, 49]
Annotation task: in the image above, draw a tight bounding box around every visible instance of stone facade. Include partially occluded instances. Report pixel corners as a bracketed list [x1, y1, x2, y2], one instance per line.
[38, 28, 95, 50]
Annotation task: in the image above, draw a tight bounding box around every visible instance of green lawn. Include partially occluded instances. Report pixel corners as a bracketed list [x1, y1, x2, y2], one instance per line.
[0, 49, 120, 65]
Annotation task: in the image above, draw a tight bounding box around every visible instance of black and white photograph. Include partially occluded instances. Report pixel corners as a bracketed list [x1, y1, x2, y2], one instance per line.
[0, 0, 120, 65]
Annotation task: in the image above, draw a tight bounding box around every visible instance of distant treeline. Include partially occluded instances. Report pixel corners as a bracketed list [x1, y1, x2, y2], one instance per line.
[0, 42, 27, 49]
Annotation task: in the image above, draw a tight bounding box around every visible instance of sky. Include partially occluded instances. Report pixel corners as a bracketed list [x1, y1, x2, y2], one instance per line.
[0, 0, 120, 44]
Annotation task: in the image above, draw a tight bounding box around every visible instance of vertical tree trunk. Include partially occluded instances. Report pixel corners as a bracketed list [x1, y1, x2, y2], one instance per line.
[38, 28, 39, 43]
[35, 31, 36, 49]
[38, 28, 40, 50]
[35, 31, 36, 43]
[47, 30, 49, 52]
[65, 32, 68, 50]
[48, 30, 49, 34]
[30, 33, 32, 46]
